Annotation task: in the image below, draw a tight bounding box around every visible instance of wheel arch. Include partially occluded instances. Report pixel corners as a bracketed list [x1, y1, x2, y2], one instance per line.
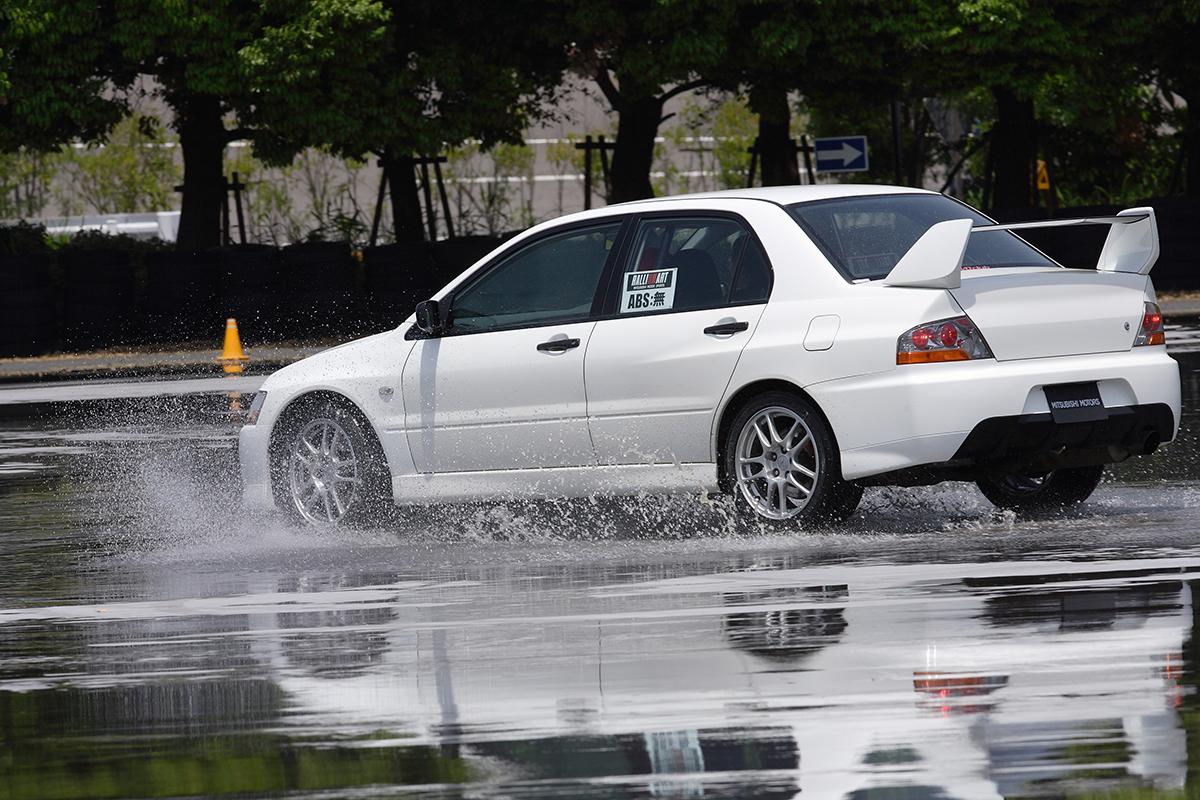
[714, 379, 841, 490]
[267, 389, 393, 505]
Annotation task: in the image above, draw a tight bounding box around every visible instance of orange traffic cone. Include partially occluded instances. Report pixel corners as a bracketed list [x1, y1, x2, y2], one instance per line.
[217, 318, 250, 374]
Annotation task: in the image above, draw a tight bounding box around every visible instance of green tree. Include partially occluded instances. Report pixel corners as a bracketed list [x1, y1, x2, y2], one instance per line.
[923, 1, 1148, 209]
[799, 0, 942, 189]
[712, 96, 758, 189]
[244, 0, 565, 242]
[0, 0, 401, 249]
[711, 0, 816, 186]
[57, 114, 182, 214]
[446, 141, 536, 235]
[0, 148, 57, 219]
[799, 1, 1151, 209]
[940, 2, 1111, 208]
[1145, 0, 1200, 196]
[104, 1, 398, 249]
[566, 0, 736, 203]
[0, 1, 129, 154]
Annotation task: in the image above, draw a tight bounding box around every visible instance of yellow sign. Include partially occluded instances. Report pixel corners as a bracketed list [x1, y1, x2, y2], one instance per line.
[1036, 159, 1051, 191]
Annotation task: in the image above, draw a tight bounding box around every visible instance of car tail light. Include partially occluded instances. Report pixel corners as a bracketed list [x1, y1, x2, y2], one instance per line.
[1134, 301, 1165, 346]
[897, 316, 993, 365]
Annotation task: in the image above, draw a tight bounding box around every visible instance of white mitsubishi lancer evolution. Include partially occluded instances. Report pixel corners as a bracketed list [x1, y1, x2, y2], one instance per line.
[239, 186, 1180, 527]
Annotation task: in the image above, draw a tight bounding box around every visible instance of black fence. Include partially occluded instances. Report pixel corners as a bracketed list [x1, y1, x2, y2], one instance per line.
[2, 197, 1198, 359]
[991, 197, 1200, 290]
[0, 235, 505, 357]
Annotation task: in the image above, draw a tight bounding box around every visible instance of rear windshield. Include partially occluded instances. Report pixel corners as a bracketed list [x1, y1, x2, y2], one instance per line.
[787, 194, 1058, 281]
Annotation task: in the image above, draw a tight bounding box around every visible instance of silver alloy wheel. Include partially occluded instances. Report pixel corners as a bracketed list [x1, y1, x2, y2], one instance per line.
[735, 406, 820, 520]
[288, 417, 361, 524]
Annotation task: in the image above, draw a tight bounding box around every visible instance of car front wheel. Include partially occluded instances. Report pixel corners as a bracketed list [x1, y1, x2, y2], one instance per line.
[976, 464, 1104, 514]
[273, 399, 390, 525]
[724, 391, 862, 527]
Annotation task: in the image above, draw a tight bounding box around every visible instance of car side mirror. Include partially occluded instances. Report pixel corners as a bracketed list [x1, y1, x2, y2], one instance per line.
[414, 299, 444, 336]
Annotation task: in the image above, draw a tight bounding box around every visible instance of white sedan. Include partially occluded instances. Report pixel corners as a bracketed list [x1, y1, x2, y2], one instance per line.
[239, 185, 1180, 526]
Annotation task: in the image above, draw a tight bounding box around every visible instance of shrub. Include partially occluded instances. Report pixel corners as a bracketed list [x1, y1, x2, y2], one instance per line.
[0, 221, 49, 256]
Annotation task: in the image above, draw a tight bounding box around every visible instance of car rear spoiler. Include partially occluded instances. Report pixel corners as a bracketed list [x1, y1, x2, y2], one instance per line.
[882, 206, 1159, 289]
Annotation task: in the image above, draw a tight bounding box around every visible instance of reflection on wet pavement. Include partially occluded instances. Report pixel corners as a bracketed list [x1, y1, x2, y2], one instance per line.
[2, 355, 1200, 797]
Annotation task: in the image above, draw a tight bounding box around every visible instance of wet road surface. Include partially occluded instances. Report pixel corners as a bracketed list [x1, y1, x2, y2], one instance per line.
[2, 350, 1200, 798]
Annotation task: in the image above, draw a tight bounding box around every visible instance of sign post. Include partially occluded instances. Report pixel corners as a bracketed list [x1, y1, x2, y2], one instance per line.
[814, 135, 869, 174]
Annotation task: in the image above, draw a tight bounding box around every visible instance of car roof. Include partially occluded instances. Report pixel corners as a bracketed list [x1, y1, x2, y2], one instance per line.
[511, 184, 939, 242]
[621, 184, 937, 208]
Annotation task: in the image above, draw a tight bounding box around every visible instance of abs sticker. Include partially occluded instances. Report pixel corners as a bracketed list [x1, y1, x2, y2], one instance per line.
[620, 268, 676, 313]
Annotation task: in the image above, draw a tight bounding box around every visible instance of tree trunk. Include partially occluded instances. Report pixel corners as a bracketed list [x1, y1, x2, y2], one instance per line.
[751, 86, 799, 186]
[609, 95, 662, 204]
[1185, 93, 1200, 198]
[988, 87, 1038, 213]
[175, 94, 227, 251]
[908, 104, 932, 188]
[383, 153, 426, 243]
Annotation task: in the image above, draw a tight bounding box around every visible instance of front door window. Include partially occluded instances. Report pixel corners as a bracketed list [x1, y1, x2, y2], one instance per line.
[450, 222, 622, 333]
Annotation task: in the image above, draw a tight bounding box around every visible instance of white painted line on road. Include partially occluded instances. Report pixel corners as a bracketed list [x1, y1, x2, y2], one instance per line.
[0, 375, 265, 405]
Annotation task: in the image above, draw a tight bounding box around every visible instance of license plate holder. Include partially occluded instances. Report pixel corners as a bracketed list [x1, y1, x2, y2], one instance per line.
[1044, 382, 1106, 424]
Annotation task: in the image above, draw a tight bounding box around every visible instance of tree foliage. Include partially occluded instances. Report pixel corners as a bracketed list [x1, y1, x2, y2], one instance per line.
[245, 0, 561, 162]
[711, 0, 818, 185]
[1142, 0, 1200, 195]
[566, 0, 737, 202]
[2, 0, 1200, 238]
[0, 0, 128, 151]
[0, 149, 56, 219]
[57, 114, 182, 215]
[243, 0, 566, 240]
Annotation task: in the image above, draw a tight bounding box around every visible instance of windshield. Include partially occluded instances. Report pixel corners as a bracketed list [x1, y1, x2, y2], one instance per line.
[787, 194, 1058, 281]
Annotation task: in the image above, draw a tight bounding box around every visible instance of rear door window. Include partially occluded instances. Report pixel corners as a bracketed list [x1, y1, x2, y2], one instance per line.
[449, 221, 622, 333]
[612, 216, 772, 315]
[788, 194, 1057, 281]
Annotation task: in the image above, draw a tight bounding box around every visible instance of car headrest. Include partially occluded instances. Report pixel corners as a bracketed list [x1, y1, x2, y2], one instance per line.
[665, 249, 724, 310]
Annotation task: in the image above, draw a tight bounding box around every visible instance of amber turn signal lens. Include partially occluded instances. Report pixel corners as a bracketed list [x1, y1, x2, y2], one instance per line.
[897, 350, 971, 364]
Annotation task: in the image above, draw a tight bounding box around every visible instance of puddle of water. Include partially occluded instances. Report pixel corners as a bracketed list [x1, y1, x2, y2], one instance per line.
[4, 356, 1200, 797]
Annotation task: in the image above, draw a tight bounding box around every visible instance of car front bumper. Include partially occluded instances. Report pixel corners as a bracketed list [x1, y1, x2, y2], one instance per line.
[806, 348, 1181, 482]
[239, 422, 275, 510]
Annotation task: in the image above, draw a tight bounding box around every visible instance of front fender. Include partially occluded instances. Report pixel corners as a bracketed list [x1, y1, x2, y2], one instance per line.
[249, 328, 418, 487]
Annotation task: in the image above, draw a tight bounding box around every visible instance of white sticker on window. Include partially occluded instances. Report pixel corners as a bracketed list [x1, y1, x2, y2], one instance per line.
[620, 268, 677, 314]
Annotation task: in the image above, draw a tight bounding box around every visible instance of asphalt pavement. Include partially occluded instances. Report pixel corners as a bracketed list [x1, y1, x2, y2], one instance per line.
[2, 324, 1200, 799]
[2, 395, 1200, 799]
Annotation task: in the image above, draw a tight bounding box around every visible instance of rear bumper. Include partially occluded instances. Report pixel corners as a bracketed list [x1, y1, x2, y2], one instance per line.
[952, 403, 1174, 463]
[807, 348, 1180, 481]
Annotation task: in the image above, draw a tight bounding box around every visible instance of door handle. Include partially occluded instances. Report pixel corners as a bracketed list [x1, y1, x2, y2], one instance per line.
[537, 337, 581, 353]
[703, 321, 749, 336]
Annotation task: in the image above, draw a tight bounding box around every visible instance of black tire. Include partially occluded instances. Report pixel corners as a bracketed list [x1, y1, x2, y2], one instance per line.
[271, 397, 392, 526]
[722, 391, 862, 528]
[976, 464, 1104, 515]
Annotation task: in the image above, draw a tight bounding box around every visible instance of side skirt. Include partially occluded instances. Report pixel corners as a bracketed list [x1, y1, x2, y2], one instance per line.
[392, 463, 720, 505]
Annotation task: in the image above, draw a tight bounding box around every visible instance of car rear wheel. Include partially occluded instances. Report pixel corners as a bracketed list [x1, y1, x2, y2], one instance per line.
[976, 464, 1104, 514]
[273, 399, 391, 526]
[724, 391, 862, 527]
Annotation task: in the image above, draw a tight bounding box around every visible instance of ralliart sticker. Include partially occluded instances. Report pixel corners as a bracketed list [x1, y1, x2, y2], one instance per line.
[620, 268, 677, 313]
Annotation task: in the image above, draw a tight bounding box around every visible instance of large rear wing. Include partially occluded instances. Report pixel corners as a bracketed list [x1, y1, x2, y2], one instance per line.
[882, 206, 1159, 289]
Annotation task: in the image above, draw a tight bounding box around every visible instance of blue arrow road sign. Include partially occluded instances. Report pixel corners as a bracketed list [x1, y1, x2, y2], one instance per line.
[814, 135, 869, 173]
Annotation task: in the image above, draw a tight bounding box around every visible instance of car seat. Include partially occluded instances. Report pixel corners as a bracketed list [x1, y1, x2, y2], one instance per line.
[665, 249, 726, 310]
